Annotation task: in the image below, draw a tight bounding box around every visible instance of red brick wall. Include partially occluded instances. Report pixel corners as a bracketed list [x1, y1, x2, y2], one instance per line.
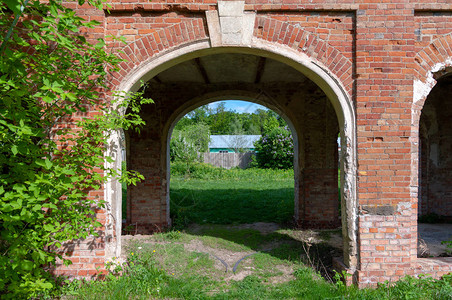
[354, 3, 415, 285]
[55, 0, 452, 285]
[298, 93, 340, 228]
[254, 14, 354, 94]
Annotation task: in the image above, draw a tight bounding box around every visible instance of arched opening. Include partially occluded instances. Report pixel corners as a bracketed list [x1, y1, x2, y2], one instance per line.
[418, 75, 452, 258]
[107, 44, 357, 270]
[168, 100, 296, 227]
[125, 52, 340, 227]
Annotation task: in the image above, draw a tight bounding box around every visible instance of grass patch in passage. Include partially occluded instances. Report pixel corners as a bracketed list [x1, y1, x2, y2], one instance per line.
[170, 166, 294, 226]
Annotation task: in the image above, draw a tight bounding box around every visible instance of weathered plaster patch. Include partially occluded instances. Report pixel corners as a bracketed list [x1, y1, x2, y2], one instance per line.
[241, 12, 255, 45]
[218, 1, 244, 17]
[413, 78, 435, 105]
[361, 205, 396, 216]
[104, 129, 123, 258]
[414, 58, 452, 105]
[206, 10, 222, 47]
[396, 202, 412, 216]
[431, 58, 452, 77]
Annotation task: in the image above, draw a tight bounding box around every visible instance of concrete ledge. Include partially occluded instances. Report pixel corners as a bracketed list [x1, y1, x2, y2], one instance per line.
[122, 222, 169, 235]
[414, 257, 452, 279]
[296, 220, 341, 229]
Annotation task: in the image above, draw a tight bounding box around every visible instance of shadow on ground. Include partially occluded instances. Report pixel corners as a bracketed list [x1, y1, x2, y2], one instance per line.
[170, 187, 295, 226]
[182, 222, 343, 280]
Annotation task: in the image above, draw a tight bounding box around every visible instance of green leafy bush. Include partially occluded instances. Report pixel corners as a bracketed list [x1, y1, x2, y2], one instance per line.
[62, 251, 168, 299]
[171, 161, 225, 179]
[254, 126, 294, 169]
[0, 0, 147, 297]
[442, 240, 452, 255]
[170, 161, 294, 180]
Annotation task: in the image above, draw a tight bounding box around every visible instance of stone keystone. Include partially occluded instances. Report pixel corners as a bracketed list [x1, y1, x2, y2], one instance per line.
[206, 1, 255, 46]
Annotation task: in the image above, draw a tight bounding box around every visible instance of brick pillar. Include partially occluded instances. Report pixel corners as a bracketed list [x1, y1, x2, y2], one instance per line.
[127, 104, 169, 234]
[355, 4, 416, 284]
[300, 168, 340, 228]
[298, 96, 340, 228]
[53, 3, 110, 277]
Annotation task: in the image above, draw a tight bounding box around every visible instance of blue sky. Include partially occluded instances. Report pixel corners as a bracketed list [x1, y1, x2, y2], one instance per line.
[208, 100, 268, 114]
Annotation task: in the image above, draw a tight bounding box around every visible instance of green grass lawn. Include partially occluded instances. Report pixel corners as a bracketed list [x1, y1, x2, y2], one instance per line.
[62, 228, 452, 300]
[170, 171, 294, 226]
[124, 163, 341, 226]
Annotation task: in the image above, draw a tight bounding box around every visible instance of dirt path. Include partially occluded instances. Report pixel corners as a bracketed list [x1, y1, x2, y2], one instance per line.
[121, 222, 346, 283]
[121, 222, 451, 283]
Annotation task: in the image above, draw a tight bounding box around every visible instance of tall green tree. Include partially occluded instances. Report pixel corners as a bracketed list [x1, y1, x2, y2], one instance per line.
[206, 102, 236, 134]
[229, 115, 244, 134]
[0, 0, 147, 297]
[187, 105, 211, 124]
[262, 116, 280, 134]
[174, 102, 289, 135]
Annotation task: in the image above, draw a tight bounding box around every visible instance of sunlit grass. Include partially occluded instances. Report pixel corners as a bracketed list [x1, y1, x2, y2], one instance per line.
[62, 229, 452, 300]
[170, 165, 294, 227]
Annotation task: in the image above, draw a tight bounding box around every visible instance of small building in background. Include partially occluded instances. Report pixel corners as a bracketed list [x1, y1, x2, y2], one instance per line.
[208, 135, 261, 153]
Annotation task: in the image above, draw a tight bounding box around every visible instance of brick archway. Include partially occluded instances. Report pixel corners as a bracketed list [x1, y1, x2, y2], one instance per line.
[106, 34, 358, 272]
[254, 15, 354, 96]
[163, 91, 304, 223]
[409, 33, 452, 278]
[107, 19, 209, 89]
[50, 0, 452, 286]
[108, 15, 354, 100]
[411, 33, 452, 213]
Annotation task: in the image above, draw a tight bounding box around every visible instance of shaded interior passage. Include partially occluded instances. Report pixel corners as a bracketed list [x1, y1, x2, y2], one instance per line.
[419, 76, 452, 219]
[124, 53, 341, 234]
[418, 75, 452, 257]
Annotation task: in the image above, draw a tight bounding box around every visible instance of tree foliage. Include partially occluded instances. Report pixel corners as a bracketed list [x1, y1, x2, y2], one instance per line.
[0, 0, 147, 297]
[254, 127, 294, 169]
[170, 123, 210, 163]
[174, 103, 286, 136]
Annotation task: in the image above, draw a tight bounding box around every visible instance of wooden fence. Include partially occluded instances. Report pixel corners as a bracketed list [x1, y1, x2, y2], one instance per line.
[202, 152, 255, 169]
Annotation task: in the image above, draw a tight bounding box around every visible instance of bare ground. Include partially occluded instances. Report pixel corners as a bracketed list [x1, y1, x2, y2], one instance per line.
[121, 222, 451, 283]
[121, 222, 344, 283]
[418, 223, 452, 257]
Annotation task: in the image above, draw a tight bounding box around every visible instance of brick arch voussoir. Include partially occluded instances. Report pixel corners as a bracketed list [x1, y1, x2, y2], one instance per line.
[254, 16, 353, 95]
[413, 33, 452, 116]
[108, 18, 207, 89]
[414, 33, 452, 88]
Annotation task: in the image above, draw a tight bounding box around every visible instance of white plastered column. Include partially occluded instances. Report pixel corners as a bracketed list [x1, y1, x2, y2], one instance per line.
[104, 129, 123, 259]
